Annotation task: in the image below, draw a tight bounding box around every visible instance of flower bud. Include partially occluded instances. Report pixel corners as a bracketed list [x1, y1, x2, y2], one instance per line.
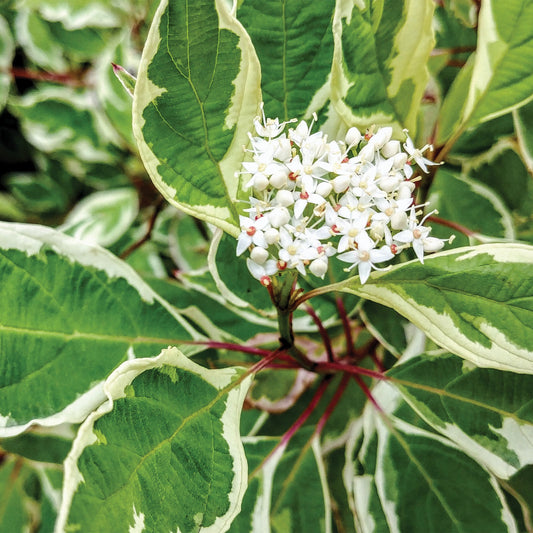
[371, 127, 392, 149]
[275, 189, 294, 207]
[390, 211, 408, 230]
[270, 172, 288, 189]
[397, 181, 415, 200]
[268, 207, 290, 228]
[392, 152, 408, 169]
[309, 257, 328, 278]
[370, 221, 386, 241]
[379, 175, 402, 193]
[264, 228, 280, 244]
[316, 181, 333, 197]
[345, 127, 361, 146]
[252, 174, 269, 191]
[358, 143, 375, 162]
[332, 175, 351, 193]
[250, 246, 269, 264]
[381, 140, 400, 158]
[423, 237, 445, 253]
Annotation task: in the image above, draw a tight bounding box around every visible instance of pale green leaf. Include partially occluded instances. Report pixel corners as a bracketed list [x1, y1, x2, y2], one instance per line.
[19, 0, 124, 30]
[0, 14, 14, 111]
[233, 429, 331, 533]
[513, 99, 533, 173]
[331, 0, 435, 134]
[10, 86, 117, 163]
[57, 347, 252, 533]
[0, 222, 201, 437]
[14, 9, 68, 71]
[463, 0, 533, 127]
[369, 417, 518, 532]
[59, 187, 139, 247]
[389, 353, 533, 480]
[133, 0, 262, 236]
[426, 167, 515, 247]
[338, 244, 533, 374]
[237, 0, 335, 121]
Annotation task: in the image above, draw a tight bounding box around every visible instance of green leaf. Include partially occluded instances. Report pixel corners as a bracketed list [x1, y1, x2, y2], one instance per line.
[0, 14, 14, 112]
[338, 244, 533, 374]
[21, 0, 125, 30]
[467, 146, 530, 211]
[132, 0, 262, 236]
[232, 429, 331, 533]
[331, 0, 435, 134]
[57, 347, 252, 533]
[59, 187, 139, 247]
[0, 458, 35, 532]
[389, 353, 533, 479]
[0, 222, 201, 437]
[0, 430, 72, 464]
[14, 9, 68, 71]
[513, 100, 533, 173]
[10, 86, 116, 163]
[463, 0, 533, 127]
[237, 0, 335, 121]
[427, 167, 515, 247]
[352, 414, 518, 532]
[440, 0, 533, 145]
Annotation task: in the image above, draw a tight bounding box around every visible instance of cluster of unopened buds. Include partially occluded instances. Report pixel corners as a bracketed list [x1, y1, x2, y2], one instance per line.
[236, 106, 453, 286]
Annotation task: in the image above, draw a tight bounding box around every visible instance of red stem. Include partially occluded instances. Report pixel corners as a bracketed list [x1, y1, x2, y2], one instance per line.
[305, 305, 335, 362]
[250, 377, 332, 478]
[316, 360, 387, 381]
[183, 340, 294, 363]
[352, 375, 384, 413]
[248, 349, 288, 375]
[9, 67, 87, 87]
[428, 215, 476, 237]
[279, 377, 331, 447]
[314, 374, 351, 436]
[336, 296, 355, 358]
[370, 352, 385, 373]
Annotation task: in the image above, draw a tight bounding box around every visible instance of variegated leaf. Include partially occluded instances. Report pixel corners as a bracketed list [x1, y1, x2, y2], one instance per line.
[0, 222, 201, 437]
[57, 347, 252, 533]
[389, 352, 533, 480]
[339, 244, 533, 374]
[331, 0, 435, 134]
[132, 0, 262, 236]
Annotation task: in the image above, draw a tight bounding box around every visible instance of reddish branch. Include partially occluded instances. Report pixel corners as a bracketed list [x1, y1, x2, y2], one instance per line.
[314, 373, 351, 436]
[119, 199, 165, 259]
[428, 215, 477, 237]
[9, 67, 88, 87]
[305, 305, 335, 362]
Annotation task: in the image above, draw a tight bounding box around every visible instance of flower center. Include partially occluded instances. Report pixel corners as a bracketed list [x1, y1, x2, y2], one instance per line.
[246, 226, 256, 236]
[359, 250, 370, 261]
[287, 245, 298, 255]
[413, 229, 422, 239]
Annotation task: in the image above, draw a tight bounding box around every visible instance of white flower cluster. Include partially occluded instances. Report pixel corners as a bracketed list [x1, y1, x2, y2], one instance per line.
[236, 108, 450, 286]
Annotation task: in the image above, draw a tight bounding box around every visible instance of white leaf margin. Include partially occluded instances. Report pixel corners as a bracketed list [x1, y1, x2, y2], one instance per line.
[342, 244, 533, 374]
[0, 222, 202, 438]
[132, 0, 262, 238]
[55, 347, 253, 533]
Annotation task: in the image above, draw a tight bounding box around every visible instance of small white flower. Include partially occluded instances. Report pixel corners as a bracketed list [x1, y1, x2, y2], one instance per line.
[403, 130, 439, 173]
[237, 215, 270, 256]
[246, 258, 278, 280]
[393, 208, 434, 262]
[337, 231, 394, 284]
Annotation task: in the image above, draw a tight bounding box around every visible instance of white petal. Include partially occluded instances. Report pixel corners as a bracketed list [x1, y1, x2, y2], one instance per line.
[358, 262, 371, 284]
